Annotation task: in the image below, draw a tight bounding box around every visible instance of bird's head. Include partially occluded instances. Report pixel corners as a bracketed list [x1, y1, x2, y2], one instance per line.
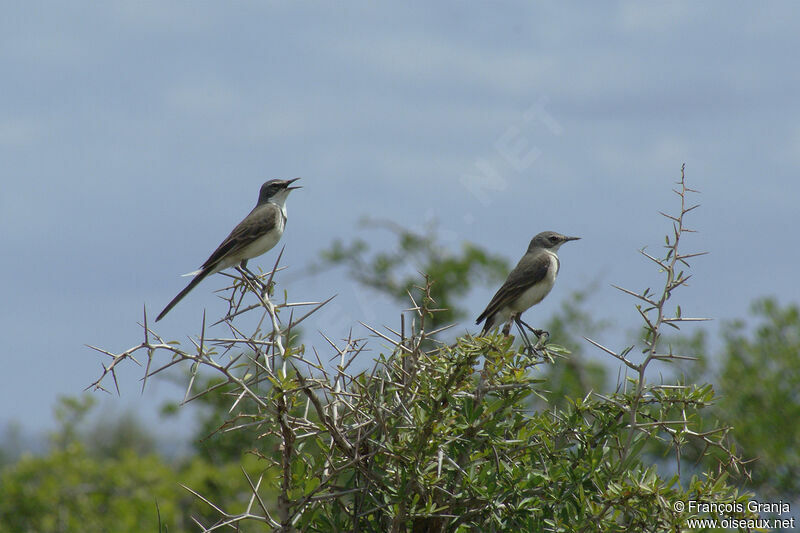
[258, 178, 301, 205]
[529, 231, 580, 252]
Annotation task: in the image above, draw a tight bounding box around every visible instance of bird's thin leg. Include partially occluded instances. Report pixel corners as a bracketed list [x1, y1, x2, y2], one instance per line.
[235, 265, 258, 292]
[237, 260, 267, 292]
[516, 317, 550, 350]
[517, 318, 548, 340]
[239, 260, 258, 280]
[513, 315, 535, 354]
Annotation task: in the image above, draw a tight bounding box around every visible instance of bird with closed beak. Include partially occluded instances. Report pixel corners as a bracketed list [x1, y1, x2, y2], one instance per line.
[476, 231, 579, 347]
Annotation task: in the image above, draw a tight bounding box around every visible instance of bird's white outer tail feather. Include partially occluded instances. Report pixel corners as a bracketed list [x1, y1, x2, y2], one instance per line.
[181, 269, 202, 277]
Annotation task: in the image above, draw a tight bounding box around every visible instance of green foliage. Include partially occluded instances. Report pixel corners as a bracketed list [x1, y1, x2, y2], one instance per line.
[539, 284, 610, 407]
[64, 168, 768, 531]
[651, 298, 800, 502]
[317, 218, 510, 328]
[707, 298, 800, 499]
[270, 328, 750, 531]
[0, 441, 275, 533]
[48, 395, 157, 460]
[318, 218, 610, 406]
[0, 443, 179, 533]
[0, 422, 26, 468]
[163, 373, 276, 465]
[0, 396, 275, 532]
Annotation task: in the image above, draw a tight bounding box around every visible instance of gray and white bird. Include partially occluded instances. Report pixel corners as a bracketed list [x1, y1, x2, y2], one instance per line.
[476, 231, 579, 338]
[156, 178, 301, 322]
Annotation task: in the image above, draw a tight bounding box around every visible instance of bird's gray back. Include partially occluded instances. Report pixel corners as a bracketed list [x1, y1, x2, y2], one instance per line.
[200, 202, 283, 272]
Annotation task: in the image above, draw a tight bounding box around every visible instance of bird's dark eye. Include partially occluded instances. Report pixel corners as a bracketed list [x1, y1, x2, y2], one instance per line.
[550, 236, 560, 242]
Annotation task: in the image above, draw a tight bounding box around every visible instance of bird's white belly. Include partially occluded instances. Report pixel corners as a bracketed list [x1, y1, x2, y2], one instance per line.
[242, 204, 286, 260]
[215, 217, 285, 272]
[240, 224, 283, 259]
[511, 260, 557, 313]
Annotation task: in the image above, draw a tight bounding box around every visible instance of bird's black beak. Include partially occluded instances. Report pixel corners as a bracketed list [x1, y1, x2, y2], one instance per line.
[564, 236, 580, 242]
[286, 177, 302, 190]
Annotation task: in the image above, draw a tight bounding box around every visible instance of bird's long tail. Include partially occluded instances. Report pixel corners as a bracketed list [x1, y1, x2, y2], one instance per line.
[477, 314, 494, 335]
[156, 268, 213, 322]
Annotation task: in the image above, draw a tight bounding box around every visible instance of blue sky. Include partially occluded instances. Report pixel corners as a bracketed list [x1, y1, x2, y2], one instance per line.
[2, 2, 799, 436]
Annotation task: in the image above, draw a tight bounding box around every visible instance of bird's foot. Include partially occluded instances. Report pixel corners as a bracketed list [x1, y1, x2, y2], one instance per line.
[515, 318, 550, 354]
[531, 329, 549, 345]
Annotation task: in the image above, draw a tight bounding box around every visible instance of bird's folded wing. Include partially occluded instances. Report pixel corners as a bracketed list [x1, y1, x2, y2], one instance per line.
[199, 203, 280, 271]
[476, 253, 550, 324]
